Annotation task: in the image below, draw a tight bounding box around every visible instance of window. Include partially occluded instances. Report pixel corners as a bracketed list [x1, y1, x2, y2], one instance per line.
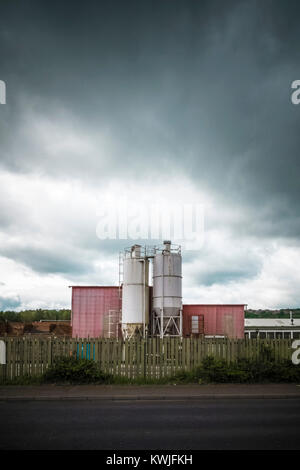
[250, 331, 258, 339]
[189, 314, 204, 336]
[293, 332, 300, 339]
[284, 332, 291, 339]
[191, 316, 199, 334]
[267, 332, 275, 339]
[259, 332, 266, 339]
[276, 332, 283, 339]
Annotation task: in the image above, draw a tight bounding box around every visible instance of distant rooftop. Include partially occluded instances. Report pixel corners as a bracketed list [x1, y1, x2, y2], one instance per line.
[245, 318, 300, 328]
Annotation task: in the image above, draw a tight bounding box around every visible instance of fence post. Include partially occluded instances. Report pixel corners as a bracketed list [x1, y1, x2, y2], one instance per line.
[47, 337, 52, 368]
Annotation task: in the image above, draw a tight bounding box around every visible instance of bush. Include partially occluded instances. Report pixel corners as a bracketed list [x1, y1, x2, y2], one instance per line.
[171, 355, 300, 384]
[192, 356, 251, 383]
[42, 356, 111, 384]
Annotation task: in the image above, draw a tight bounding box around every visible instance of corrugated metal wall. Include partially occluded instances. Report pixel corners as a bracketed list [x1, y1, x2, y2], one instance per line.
[71, 286, 244, 339]
[71, 287, 121, 338]
[183, 304, 245, 339]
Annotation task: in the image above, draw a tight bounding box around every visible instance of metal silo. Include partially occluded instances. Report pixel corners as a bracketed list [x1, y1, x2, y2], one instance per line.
[152, 241, 182, 337]
[121, 245, 149, 339]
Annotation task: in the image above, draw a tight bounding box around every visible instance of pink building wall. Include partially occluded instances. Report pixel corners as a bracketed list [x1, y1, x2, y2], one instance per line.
[71, 286, 121, 338]
[71, 286, 245, 339]
[183, 304, 245, 339]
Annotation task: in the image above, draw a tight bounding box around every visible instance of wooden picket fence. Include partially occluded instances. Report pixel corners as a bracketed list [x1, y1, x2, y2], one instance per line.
[0, 336, 294, 382]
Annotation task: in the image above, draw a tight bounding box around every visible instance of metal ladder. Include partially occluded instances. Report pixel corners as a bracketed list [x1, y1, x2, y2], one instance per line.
[118, 251, 124, 301]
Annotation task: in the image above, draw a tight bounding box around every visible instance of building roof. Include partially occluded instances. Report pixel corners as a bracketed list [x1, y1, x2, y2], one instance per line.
[245, 318, 300, 328]
[69, 285, 119, 288]
[183, 304, 246, 307]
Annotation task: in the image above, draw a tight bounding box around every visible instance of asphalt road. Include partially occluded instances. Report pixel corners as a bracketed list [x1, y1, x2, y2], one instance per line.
[0, 399, 300, 450]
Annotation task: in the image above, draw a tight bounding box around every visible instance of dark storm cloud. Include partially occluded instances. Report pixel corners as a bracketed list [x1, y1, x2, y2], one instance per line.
[1, 0, 300, 238]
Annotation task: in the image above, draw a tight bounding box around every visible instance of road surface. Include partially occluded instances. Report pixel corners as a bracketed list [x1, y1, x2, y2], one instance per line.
[1, 399, 300, 450]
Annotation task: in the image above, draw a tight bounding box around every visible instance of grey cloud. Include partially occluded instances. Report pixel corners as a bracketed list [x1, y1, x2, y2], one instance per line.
[0, 0, 299, 191]
[0, 295, 21, 311]
[0, 0, 297, 245]
[0, 245, 92, 275]
[0, 0, 300, 306]
[184, 233, 265, 287]
[194, 267, 259, 287]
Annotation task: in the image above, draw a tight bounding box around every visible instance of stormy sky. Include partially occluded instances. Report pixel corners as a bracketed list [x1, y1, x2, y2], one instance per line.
[0, 0, 300, 310]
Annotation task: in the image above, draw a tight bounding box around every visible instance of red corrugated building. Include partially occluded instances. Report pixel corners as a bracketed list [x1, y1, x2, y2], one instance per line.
[70, 286, 245, 339]
[71, 286, 121, 338]
[182, 304, 245, 339]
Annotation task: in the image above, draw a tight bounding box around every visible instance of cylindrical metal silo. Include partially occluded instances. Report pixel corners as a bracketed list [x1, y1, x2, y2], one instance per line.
[152, 241, 182, 337]
[121, 245, 149, 339]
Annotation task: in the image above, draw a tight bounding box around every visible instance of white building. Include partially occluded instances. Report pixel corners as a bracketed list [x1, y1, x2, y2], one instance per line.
[244, 318, 300, 339]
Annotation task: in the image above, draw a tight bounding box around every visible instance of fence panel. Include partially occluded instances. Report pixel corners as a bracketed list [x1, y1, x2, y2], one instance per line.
[0, 336, 296, 381]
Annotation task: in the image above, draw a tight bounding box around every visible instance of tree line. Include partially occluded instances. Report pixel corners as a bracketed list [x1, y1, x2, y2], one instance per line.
[245, 309, 300, 318]
[0, 308, 299, 322]
[0, 309, 71, 323]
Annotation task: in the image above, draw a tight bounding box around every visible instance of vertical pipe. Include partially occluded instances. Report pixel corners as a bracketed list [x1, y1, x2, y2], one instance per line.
[70, 287, 73, 328]
[180, 309, 183, 337]
[143, 257, 145, 338]
[161, 251, 164, 338]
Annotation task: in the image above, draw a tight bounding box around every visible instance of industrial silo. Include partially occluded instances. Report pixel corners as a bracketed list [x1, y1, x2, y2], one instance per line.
[121, 245, 149, 339]
[152, 241, 182, 337]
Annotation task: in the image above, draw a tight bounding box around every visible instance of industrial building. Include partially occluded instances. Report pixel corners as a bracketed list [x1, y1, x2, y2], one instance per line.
[245, 318, 300, 339]
[71, 241, 245, 339]
[71, 286, 121, 339]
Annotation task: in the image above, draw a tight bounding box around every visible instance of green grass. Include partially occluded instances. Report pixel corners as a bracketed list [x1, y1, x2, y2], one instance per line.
[0, 375, 44, 385]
